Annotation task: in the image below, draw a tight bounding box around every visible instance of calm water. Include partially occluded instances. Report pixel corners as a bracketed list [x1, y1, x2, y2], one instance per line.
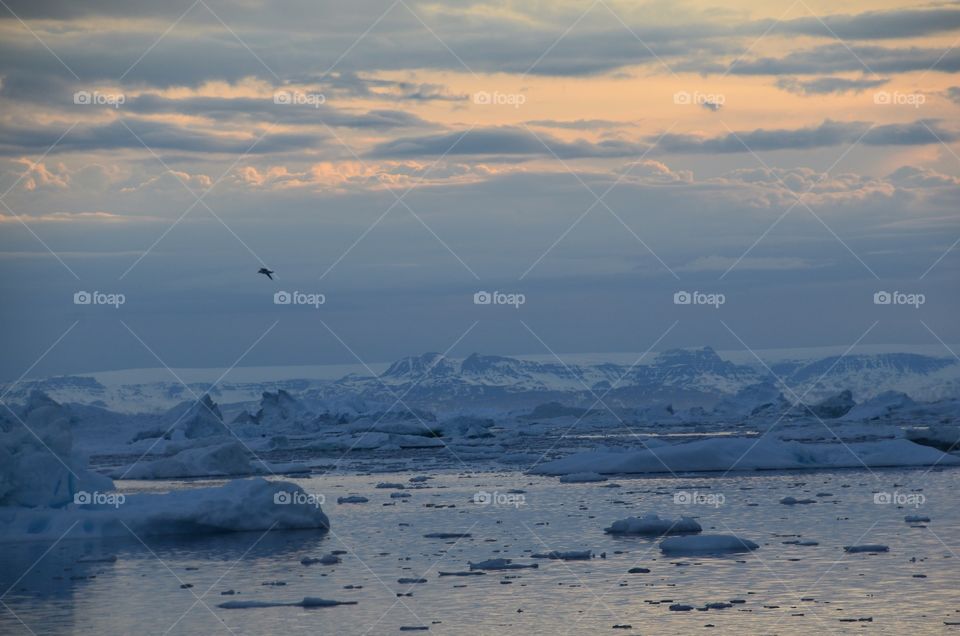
[2, 466, 958, 635]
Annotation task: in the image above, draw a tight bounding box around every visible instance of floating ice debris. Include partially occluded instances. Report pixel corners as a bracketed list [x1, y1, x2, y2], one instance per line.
[780, 497, 816, 505]
[218, 597, 357, 609]
[843, 544, 889, 553]
[905, 515, 931, 523]
[531, 550, 592, 560]
[315, 553, 341, 565]
[337, 496, 369, 504]
[659, 535, 759, 555]
[424, 533, 472, 539]
[604, 514, 702, 536]
[409, 476, 430, 483]
[468, 558, 538, 571]
[704, 602, 733, 610]
[398, 578, 427, 584]
[391, 492, 412, 499]
[669, 604, 694, 611]
[438, 571, 485, 576]
[376, 482, 405, 489]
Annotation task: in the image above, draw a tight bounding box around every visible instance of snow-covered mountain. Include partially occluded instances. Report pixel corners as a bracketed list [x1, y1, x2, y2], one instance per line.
[4, 346, 959, 413]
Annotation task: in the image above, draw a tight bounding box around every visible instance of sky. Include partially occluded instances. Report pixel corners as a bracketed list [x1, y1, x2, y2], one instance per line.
[1, 0, 959, 380]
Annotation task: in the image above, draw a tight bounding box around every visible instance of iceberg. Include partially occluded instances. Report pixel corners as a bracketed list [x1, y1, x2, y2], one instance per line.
[532, 435, 960, 476]
[0, 477, 329, 542]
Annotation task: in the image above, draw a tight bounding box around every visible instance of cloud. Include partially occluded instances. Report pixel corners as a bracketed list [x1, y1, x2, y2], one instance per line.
[776, 76, 890, 95]
[0, 118, 329, 156]
[368, 127, 648, 159]
[10, 159, 70, 190]
[526, 119, 629, 130]
[887, 165, 960, 188]
[715, 166, 897, 208]
[618, 160, 692, 184]
[656, 120, 956, 154]
[124, 93, 434, 129]
[774, 7, 960, 40]
[679, 255, 824, 272]
[706, 44, 960, 76]
[120, 169, 213, 193]
[0, 211, 157, 223]
[234, 159, 502, 191]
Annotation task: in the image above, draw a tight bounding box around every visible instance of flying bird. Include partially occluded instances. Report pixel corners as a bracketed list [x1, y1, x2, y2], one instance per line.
[258, 267, 274, 280]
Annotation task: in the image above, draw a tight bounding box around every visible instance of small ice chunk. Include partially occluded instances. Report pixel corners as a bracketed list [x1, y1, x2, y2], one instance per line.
[659, 534, 759, 555]
[218, 597, 357, 609]
[468, 558, 539, 571]
[337, 496, 369, 504]
[843, 544, 889, 553]
[780, 496, 816, 505]
[604, 514, 702, 536]
[531, 550, 592, 560]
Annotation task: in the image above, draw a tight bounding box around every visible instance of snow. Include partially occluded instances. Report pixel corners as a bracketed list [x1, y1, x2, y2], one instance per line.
[532, 435, 960, 476]
[604, 514, 702, 536]
[659, 534, 759, 555]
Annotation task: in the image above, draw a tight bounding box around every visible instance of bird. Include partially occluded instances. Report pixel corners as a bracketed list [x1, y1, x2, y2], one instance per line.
[258, 267, 275, 280]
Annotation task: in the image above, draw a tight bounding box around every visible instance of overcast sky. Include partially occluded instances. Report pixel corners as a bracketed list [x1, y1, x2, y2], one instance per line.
[1, 0, 958, 380]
